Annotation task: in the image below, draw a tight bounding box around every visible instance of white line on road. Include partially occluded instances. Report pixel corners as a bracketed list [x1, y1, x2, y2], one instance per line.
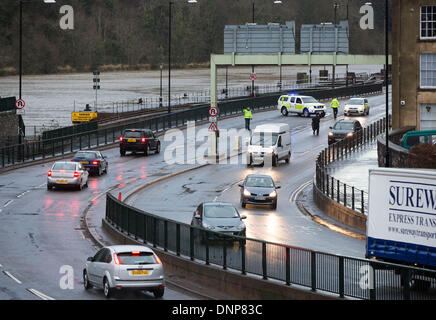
[17, 190, 30, 198]
[27, 288, 55, 300]
[3, 200, 13, 207]
[3, 271, 22, 284]
[289, 180, 312, 203]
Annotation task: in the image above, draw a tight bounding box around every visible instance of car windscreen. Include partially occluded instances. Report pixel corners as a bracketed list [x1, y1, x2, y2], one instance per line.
[245, 177, 274, 188]
[124, 131, 142, 138]
[52, 162, 76, 171]
[302, 97, 318, 103]
[74, 152, 97, 159]
[250, 132, 278, 147]
[204, 205, 239, 218]
[347, 99, 364, 105]
[333, 122, 355, 130]
[117, 252, 157, 265]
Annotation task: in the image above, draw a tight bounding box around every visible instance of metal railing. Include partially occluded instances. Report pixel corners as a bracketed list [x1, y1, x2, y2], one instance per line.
[315, 117, 387, 215]
[0, 83, 383, 169]
[105, 193, 436, 300]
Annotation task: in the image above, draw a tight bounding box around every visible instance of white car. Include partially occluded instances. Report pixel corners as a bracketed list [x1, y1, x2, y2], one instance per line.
[344, 98, 370, 116]
[278, 95, 326, 118]
[83, 245, 165, 298]
[47, 161, 89, 190]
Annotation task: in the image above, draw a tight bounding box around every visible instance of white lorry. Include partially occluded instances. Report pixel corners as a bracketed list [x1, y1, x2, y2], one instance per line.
[367, 168, 436, 289]
[247, 123, 291, 167]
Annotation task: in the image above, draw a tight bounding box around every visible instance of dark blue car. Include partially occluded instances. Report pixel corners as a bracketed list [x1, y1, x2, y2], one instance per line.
[71, 150, 108, 176]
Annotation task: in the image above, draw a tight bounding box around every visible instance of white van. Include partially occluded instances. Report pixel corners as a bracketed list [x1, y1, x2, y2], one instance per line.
[247, 123, 291, 167]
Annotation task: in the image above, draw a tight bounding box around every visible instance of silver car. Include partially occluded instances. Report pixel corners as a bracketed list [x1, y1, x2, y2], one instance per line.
[83, 245, 165, 298]
[47, 161, 89, 190]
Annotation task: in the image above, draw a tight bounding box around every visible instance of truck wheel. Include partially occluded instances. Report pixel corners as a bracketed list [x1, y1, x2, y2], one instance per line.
[281, 107, 288, 116]
[285, 152, 290, 163]
[272, 155, 278, 167]
[303, 108, 310, 118]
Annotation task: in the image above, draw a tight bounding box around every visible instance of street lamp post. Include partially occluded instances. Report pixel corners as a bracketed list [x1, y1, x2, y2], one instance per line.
[385, 0, 390, 167]
[168, 1, 173, 114]
[160, 62, 163, 108]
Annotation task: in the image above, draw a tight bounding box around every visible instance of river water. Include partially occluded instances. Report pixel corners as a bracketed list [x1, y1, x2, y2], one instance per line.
[0, 65, 381, 133]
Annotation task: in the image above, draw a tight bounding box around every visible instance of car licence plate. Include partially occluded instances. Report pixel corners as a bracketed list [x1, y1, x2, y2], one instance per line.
[56, 180, 68, 184]
[80, 161, 88, 164]
[256, 196, 265, 200]
[130, 270, 149, 275]
[127, 139, 136, 142]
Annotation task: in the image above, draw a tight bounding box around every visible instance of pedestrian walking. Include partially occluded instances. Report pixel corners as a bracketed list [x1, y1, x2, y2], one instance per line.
[312, 113, 320, 136]
[330, 98, 339, 119]
[243, 106, 253, 131]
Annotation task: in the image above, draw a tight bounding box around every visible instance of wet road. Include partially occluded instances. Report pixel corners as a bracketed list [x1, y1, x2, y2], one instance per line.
[0, 90, 389, 299]
[127, 92, 391, 257]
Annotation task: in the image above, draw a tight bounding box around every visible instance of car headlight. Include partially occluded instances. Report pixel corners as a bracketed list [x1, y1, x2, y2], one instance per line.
[202, 222, 215, 230]
[243, 189, 251, 196]
[347, 132, 354, 137]
[236, 223, 246, 230]
[328, 132, 334, 136]
[269, 190, 277, 197]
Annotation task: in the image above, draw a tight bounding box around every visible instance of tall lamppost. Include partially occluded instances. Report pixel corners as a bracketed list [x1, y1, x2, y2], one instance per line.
[385, 0, 390, 167]
[160, 62, 163, 108]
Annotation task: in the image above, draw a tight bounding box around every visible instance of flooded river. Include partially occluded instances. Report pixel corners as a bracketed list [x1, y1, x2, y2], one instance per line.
[0, 65, 381, 132]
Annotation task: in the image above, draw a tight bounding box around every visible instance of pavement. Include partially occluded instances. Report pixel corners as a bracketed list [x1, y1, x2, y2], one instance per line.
[295, 140, 379, 241]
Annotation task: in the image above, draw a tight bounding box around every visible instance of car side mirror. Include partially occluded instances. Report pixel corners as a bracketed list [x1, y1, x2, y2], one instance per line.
[87, 257, 94, 262]
[329, 126, 332, 129]
[241, 215, 247, 220]
[276, 186, 281, 189]
[238, 184, 244, 188]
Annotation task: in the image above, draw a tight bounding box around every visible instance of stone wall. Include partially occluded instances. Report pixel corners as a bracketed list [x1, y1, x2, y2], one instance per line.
[0, 111, 19, 147]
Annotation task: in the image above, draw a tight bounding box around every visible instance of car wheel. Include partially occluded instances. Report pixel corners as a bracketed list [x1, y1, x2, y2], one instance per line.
[83, 271, 92, 289]
[285, 153, 290, 163]
[281, 107, 288, 116]
[272, 155, 278, 167]
[272, 201, 277, 210]
[47, 184, 53, 190]
[104, 164, 108, 174]
[103, 278, 112, 298]
[153, 286, 165, 299]
[78, 182, 83, 191]
[98, 166, 102, 176]
[156, 142, 161, 154]
[120, 150, 125, 157]
[241, 198, 246, 208]
[303, 108, 310, 118]
[144, 144, 150, 156]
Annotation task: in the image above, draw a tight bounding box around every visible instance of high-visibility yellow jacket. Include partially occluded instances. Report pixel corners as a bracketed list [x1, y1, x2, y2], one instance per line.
[243, 108, 253, 119]
[330, 99, 340, 109]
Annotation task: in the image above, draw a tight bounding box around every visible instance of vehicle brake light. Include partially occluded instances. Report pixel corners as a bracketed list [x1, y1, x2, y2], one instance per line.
[113, 253, 121, 265]
[92, 160, 99, 165]
[73, 172, 80, 178]
[141, 137, 146, 143]
[131, 251, 140, 255]
[154, 254, 162, 264]
[47, 170, 52, 176]
[119, 136, 123, 142]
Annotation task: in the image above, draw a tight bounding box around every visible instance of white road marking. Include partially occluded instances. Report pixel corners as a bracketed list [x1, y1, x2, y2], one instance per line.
[4, 200, 13, 207]
[17, 190, 30, 198]
[27, 288, 55, 300]
[3, 271, 22, 284]
[289, 180, 312, 203]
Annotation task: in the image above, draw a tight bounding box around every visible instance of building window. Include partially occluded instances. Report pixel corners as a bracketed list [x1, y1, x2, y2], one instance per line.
[420, 54, 436, 88]
[421, 6, 436, 39]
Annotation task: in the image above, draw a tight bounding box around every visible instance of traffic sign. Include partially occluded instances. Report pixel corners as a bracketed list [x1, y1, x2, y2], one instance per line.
[209, 116, 217, 123]
[208, 122, 218, 132]
[208, 107, 218, 117]
[249, 73, 256, 81]
[15, 99, 25, 109]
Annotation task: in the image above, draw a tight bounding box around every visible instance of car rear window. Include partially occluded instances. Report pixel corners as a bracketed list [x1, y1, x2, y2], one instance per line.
[74, 152, 97, 159]
[117, 252, 157, 265]
[53, 162, 76, 171]
[334, 122, 355, 130]
[204, 205, 239, 218]
[124, 131, 142, 138]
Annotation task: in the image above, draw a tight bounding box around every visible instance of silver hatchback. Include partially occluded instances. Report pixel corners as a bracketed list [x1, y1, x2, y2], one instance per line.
[83, 245, 165, 298]
[47, 161, 89, 190]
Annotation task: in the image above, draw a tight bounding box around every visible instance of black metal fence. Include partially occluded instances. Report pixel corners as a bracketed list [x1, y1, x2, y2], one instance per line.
[105, 193, 436, 300]
[0, 83, 383, 169]
[315, 117, 387, 215]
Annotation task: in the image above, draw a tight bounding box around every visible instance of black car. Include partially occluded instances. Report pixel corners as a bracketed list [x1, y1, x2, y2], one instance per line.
[119, 129, 161, 156]
[328, 119, 363, 145]
[239, 174, 281, 209]
[191, 202, 247, 242]
[71, 150, 108, 176]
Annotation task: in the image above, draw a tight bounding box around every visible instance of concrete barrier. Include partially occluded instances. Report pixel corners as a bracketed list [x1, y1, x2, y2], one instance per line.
[102, 218, 339, 300]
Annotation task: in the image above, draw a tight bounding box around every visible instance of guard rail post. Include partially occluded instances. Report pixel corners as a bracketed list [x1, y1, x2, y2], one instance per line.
[311, 251, 317, 292]
[352, 187, 355, 210]
[285, 247, 290, 286]
[361, 190, 365, 214]
[190, 227, 194, 261]
[164, 220, 168, 252]
[339, 256, 345, 298]
[176, 224, 180, 256]
[223, 243, 227, 270]
[262, 242, 267, 280]
[205, 238, 210, 266]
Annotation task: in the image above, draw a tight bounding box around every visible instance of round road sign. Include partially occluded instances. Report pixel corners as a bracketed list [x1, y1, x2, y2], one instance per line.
[208, 107, 218, 117]
[249, 73, 257, 81]
[15, 99, 25, 109]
